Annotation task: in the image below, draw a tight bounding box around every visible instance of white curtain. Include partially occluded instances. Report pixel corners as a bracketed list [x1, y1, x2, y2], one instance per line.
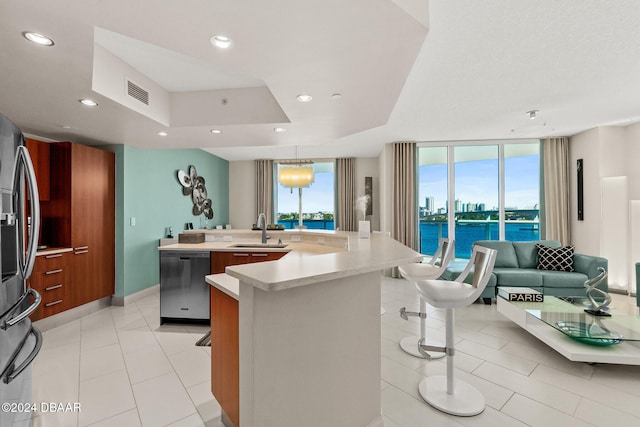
[392, 142, 417, 276]
[543, 137, 570, 245]
[336, 158, 356, 231]
[255, 159, 274, 223]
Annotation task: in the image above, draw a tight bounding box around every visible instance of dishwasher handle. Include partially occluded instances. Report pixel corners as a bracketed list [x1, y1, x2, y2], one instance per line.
[161, 251, 210, 259]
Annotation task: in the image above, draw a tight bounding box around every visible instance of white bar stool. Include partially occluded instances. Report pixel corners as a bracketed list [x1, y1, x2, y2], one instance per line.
[398, 238, 454, 359]
[414, 245, 497, 416]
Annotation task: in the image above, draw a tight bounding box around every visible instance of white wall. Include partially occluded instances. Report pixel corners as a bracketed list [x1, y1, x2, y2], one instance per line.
[569, 127, 602, 256]
[228, 158, 381, 230]
[626, 123, 640, 200]
[229, 160, 256, 229]
[569, 125, 636, 292]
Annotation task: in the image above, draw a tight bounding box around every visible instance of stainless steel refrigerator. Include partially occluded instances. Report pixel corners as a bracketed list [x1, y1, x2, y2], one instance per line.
[0, 113, 43, 427]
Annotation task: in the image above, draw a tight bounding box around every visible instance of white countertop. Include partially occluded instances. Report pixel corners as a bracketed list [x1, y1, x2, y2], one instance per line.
[159, 229, 422, 292]
[206, 273, 239, 300]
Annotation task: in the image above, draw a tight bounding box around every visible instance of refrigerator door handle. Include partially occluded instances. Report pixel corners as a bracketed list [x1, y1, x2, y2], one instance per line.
[0, 325, 43, 384]
[0, 288, 41, 330]
[13, 145, 40, 280]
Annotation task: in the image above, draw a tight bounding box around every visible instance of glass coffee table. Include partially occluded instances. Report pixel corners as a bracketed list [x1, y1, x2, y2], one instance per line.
[497, 292, 640, 365]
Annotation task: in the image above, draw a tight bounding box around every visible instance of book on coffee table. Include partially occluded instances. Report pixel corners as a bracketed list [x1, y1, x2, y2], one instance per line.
[497, 287, 543, 302]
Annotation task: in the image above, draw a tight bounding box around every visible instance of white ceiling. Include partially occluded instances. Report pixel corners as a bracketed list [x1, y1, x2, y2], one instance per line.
[1, 0, 640, 161]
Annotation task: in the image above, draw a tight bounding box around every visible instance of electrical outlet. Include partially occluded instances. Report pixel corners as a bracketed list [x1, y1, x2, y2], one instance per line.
[291, 235, 301, 242]
[317, 237, 325, 243]
[223, 235, 233, 242]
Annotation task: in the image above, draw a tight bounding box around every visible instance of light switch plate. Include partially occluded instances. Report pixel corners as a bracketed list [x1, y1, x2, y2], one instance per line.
[130, 217, 136, 226]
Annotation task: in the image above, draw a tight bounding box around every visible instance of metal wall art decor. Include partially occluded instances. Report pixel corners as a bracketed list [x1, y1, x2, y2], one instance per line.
[177, 165, 214, 219]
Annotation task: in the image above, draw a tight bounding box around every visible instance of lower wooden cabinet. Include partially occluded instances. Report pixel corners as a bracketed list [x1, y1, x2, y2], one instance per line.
[210, 287, 239, 427]
[210, 250, 287, 274]
[209, 249, 287, 427]
[29, 252, 71, 320]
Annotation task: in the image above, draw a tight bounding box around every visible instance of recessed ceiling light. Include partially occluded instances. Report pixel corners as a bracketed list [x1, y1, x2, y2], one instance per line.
[79, 99, 98, 107]
[210, 129, 222, 134]
[274, 127, 287, 133]
[157, 132, 168, 137]
[332, 93, 342, 99]
[210, 35, 232, 49]
[296, 94, 312, 102]
[61, 125, 72, 129]
[22, 31, 54, 46]
[527, 110, 538, 120]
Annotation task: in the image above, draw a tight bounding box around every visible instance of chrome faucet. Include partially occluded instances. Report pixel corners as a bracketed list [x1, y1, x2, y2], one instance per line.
[257, 213, 269, 244]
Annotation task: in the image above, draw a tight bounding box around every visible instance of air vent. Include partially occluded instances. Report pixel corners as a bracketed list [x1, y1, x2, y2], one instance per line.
[127, 80, 149, 105]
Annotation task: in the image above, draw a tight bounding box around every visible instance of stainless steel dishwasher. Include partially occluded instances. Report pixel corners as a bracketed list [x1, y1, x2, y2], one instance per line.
[160, 251, 210, 324]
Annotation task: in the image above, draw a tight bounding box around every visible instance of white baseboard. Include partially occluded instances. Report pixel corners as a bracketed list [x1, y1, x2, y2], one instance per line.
[33, 297, 112, 332]
[33, 285, 160, 331]
[111, 284, 159, 306]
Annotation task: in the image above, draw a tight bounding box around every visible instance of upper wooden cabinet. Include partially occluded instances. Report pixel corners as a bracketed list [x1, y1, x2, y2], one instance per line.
[42, 142, 115, 308]
[24, 138, 50, 201]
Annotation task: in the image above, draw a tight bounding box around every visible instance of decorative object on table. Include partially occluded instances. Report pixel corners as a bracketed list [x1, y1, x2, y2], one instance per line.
[497, 287, 543, 302]
[583, 267, 611, 316]
[555, 320, 622, 346]
[166, 226, 173, 238]
[356, 194, 370, 238]
[177, 165, 214, 219]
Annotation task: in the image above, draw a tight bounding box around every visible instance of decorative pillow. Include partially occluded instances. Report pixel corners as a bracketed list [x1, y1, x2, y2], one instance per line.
[536, 244, 575, 272]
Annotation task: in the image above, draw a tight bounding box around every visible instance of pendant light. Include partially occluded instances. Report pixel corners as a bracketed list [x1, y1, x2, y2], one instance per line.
[278, 146, 315, 189]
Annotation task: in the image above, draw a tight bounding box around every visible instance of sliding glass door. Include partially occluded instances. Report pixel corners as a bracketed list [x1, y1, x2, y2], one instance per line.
[418, 147, 448, 256]
[453, 145, 499, 258]
[418, 141, 540, 258]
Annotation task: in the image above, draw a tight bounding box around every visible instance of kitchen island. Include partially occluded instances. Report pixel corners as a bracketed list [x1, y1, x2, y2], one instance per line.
[160, 229, 422, 427]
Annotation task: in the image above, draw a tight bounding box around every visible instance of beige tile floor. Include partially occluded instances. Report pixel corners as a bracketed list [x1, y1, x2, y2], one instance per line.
[30, 278, 640, 426]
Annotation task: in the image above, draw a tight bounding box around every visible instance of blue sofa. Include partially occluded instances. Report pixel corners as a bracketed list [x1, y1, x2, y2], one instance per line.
[441, 240, 608, 304]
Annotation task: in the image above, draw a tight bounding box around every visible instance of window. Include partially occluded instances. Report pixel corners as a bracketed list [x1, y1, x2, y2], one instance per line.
[276, 162, 335, 230]
[504, 144, 540, 241]
[418, 147, 449, 256]
[418, 141, 540, 258]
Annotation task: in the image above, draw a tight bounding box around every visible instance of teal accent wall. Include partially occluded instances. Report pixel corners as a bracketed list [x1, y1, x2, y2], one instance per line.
[103, 145, 229, 297]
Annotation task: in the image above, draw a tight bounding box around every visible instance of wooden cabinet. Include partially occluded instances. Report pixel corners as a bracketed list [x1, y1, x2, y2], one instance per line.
[29, 252, 71, 320]
[24, 138, 50, 201]
[209, 249, 287, 427]
[210, 250, 287, 274]
[41, 142, 115, 313]
[210, 287, 239, 427]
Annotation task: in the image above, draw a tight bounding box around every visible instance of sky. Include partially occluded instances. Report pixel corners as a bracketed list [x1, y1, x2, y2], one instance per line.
[419, 154, 540, 211]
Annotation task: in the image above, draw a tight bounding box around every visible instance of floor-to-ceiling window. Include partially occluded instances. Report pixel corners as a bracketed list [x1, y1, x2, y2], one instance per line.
[453, 145, 500, 258]
[418, 141, 540, 258]
[418, 147, 449, 255]
[275, 162, 335, 229]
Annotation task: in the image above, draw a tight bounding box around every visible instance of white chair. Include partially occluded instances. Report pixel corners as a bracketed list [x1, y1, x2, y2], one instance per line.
[415, 245, 497, 416]
[398, 238, 454, 359]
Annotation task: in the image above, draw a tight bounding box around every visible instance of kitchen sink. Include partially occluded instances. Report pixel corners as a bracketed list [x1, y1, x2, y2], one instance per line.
[230, 243, 288, 249]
